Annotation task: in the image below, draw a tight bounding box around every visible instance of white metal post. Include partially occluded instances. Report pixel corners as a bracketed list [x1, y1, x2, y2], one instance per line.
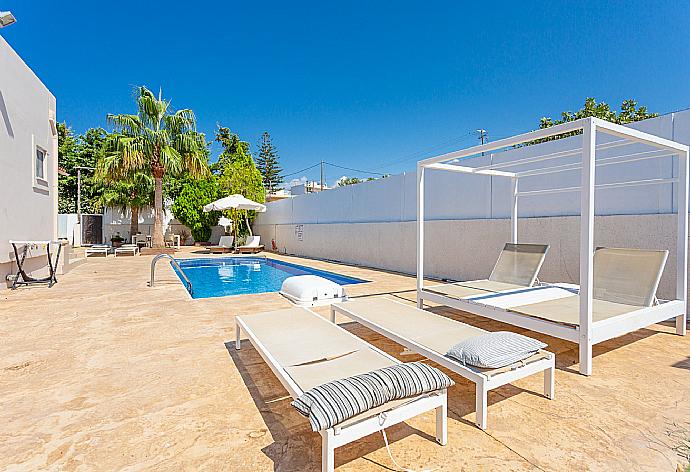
[417, 164, 425, 308]
[510, 176, 518, 243]
[677, 149, 689, 335]
[579, 119, 596, 376]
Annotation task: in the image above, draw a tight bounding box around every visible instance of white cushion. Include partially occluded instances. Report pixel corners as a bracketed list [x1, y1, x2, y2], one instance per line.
[280, 275, 347, 306]
[446, 331, 546, 369]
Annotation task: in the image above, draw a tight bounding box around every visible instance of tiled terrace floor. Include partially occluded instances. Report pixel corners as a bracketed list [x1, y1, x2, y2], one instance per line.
[1, 247, 689, 471]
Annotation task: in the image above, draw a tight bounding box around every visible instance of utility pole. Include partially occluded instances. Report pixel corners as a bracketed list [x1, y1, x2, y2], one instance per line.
[477, 129, 487, 145]
[477, 129, 487, 157]
[320, 160, 324, 191]
[77, 168, 81, 217]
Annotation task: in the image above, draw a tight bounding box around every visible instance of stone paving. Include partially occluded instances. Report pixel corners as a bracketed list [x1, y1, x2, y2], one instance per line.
[1, 247, 689, 471]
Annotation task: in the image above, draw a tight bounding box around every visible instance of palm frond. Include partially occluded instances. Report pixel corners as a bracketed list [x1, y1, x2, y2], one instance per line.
[159, 145, 184, 176]
[107, 114, 142, 136]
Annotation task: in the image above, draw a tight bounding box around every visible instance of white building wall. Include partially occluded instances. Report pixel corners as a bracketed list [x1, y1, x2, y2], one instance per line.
[257, 110, 688, 228]
[0, 36, 58, 286]
[255, 110, 690, 300]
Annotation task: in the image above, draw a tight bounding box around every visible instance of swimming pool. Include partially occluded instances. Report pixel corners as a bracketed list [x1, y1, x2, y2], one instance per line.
[172, 257, 367, 299]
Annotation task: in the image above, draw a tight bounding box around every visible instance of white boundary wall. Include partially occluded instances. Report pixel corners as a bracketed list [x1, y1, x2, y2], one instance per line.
[255, 110, 690, 300]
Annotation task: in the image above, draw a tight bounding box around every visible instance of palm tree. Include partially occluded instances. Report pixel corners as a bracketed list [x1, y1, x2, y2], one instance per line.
[93, 171, 154, 239]
[101, 86, 209, 248]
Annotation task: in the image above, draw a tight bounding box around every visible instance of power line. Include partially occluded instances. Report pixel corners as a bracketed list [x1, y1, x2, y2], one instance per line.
[281, 162, 321, 178]
[324, 162, 387, 176]
[370, 131, 478, 171]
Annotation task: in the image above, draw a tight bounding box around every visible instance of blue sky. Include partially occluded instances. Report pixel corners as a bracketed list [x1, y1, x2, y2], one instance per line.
[2, 1, 689, 186]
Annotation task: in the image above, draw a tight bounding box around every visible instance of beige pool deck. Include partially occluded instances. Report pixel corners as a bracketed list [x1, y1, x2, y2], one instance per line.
[1, 247, 689, 471]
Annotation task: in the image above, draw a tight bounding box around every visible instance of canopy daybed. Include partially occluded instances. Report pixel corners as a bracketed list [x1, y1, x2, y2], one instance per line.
[416, 117, 689, 375]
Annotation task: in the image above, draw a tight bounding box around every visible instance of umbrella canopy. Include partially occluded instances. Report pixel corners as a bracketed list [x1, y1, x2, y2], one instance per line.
[203, 194, 266, 213]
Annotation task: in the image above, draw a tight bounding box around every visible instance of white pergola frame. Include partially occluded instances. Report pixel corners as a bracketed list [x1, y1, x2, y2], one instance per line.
[416, 117, 689, 376]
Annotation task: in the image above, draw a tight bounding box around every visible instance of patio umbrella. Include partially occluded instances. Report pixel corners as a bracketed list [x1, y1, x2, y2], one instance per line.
[203, 194, 267, 212]
[203, 194, 266, 236]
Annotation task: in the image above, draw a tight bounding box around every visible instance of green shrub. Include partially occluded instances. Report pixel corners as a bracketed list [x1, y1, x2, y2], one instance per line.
[171, 178, 220, 243]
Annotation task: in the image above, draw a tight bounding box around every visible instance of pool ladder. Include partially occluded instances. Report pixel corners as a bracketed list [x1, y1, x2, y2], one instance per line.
[149, 254, 193, 295]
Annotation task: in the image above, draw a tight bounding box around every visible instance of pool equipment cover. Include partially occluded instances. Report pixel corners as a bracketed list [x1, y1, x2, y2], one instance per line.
[280, 275, 348, 306]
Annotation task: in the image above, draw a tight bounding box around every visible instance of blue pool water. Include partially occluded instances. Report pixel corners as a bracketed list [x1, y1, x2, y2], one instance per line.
[172, 257, 367, 299]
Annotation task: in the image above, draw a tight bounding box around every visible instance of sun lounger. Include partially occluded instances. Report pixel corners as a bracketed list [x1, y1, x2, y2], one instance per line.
[237, 235, 264, 254]
[507, 248, 669, 326]
[420, 247, 677, 376]
[114, 244, 139, 257]
[235, 307, 448, 472]
[208, 235, 234, 254]
[85, 244, 110, 257]
[425, 243, 549, 299]
[331, 296, 555, 430]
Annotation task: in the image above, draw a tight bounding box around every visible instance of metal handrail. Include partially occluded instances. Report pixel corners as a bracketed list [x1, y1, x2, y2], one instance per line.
[149, 253, 193, 294]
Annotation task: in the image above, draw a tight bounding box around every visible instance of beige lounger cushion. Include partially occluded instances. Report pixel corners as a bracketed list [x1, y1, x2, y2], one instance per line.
[425, 243, 548, 299]
[341, 297, 486, 354]
[240, 307, 422, 428]
[510, 296, 641, 326]
[239, 308, 364, 367]
[426, 279, 524, 300]
[285, 350, 395, 391]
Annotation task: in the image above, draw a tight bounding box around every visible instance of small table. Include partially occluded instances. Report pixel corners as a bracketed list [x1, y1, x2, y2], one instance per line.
[9, 240, 62, 289]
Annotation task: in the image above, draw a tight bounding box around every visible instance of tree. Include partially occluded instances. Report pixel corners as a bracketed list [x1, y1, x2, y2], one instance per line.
[256, 132, 283, 193]
[93, 171, 153, 238]
[171, 177, 221, 243]
[57, 123, 108, 213]
[101, 86, 209, 248]
[211, 126, 251, 174]
[338, 176, 377, 186]
[215, 127, 265, 240]
[532, 98, 658, 144]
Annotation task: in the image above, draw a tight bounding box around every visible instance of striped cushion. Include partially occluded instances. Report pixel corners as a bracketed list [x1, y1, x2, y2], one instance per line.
[446, 331, 546, 369]
[291, 362, 453, 431]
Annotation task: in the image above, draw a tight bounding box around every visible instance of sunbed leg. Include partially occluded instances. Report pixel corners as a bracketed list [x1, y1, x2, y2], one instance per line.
[235, 323, 241, 350]
[579, 341, 592, 376]
[435, 390, 448, 445]
[329, 306, 336, 324]
[544, 356, 555, 400]
[321, 429, 335, 472]
[676, 313, 687, 336]
[475, 381, 488, 430]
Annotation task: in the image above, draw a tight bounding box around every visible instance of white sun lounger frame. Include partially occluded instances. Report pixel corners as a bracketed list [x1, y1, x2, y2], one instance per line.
[330, 298, 555, 430]
[416, 117, 689, 376]
[114, 245, 139, 257]
[235, 310, 448, 472]
[85, 245, 110, 257]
